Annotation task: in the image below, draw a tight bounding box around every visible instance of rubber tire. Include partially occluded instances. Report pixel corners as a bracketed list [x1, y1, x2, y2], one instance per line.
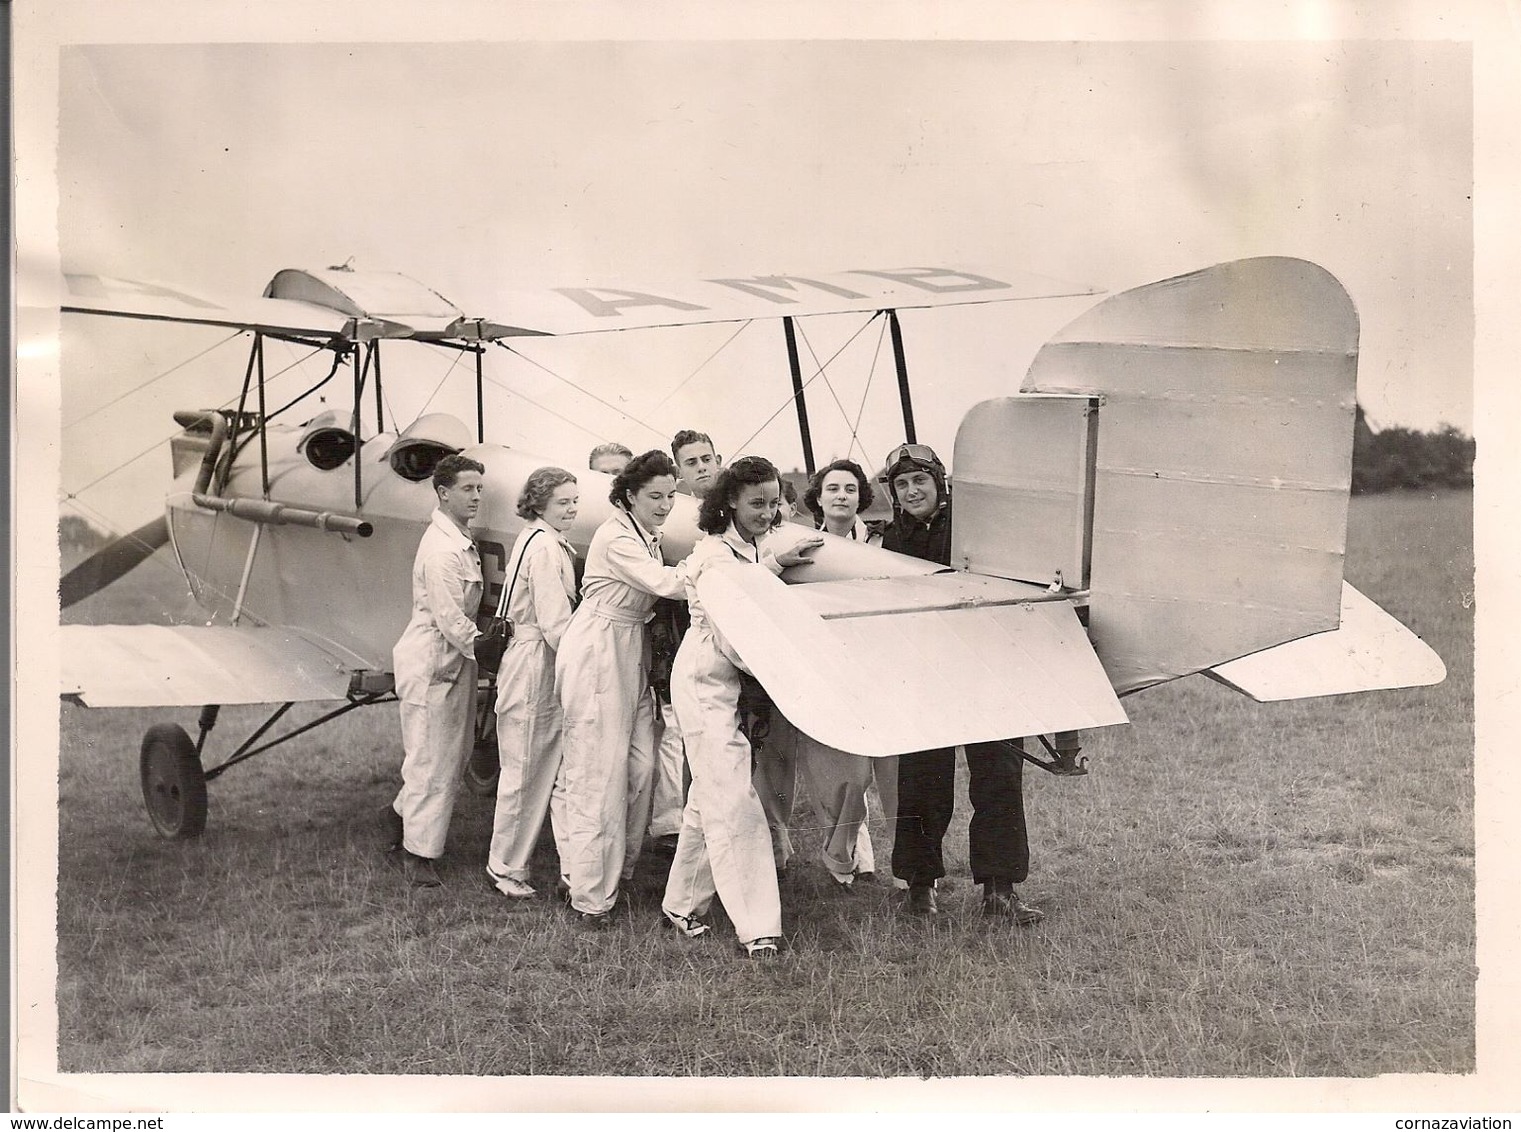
[463, 686, 501, 796]
[139, 723, 208, 839]
[464, 735, 501, 797]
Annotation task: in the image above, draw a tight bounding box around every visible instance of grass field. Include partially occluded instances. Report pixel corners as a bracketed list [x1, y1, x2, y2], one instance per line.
[52, 489, 1474, 1078]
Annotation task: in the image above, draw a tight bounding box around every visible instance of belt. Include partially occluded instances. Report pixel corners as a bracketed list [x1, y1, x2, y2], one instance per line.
[582, 602, 649, 625]
[511, 625, 545, 644]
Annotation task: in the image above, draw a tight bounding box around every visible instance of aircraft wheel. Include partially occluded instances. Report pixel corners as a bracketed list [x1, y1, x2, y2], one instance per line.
[139, 723, 208, 839]
[464, 685, 501, 796]
[464, 732, 501, 796]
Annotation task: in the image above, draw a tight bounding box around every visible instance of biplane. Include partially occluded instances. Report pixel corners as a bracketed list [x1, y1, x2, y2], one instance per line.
[53, 256, 1446, 838]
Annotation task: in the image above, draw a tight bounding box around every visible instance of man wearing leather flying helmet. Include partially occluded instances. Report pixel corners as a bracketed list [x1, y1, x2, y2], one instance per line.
[880, 442, 1044, 926]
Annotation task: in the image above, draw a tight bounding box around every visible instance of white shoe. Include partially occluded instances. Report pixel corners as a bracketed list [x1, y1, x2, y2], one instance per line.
[663, 909, 711, 939]
[486, 864, 536, 899]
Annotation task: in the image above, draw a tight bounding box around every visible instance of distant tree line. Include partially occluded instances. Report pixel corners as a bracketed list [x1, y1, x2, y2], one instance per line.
[1351, 406, 1474, 494]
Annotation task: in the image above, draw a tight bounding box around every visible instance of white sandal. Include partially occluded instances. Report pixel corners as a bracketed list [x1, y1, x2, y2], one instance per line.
[744, 936, 782, 959]
[486, 865, 536, 900]
[664, 909, 711, 939]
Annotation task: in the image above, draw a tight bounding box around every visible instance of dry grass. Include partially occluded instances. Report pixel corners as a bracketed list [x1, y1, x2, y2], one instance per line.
[54, 489, 1473, 1077]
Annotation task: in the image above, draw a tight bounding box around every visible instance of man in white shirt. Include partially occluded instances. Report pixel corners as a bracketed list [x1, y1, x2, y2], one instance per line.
[383, 454, 487, 887]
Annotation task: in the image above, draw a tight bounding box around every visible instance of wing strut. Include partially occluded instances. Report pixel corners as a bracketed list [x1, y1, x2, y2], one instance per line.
[373, 340, 386, 434]
[255, 335, 270, 497]
[227, 335, 260, 494]
[351, 344, 369, 509]
[782, 316, 816, 476]
[474, 340, 486, 443]
[887, 309, 917, 444]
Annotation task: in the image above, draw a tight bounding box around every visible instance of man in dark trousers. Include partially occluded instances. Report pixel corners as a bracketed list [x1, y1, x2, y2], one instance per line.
[879, 442, 1044, 925]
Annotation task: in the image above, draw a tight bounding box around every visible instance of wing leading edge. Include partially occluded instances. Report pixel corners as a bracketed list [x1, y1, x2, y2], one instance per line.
[698, 565, 1127, 757]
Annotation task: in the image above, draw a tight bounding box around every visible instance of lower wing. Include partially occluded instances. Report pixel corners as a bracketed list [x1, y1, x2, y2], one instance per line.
[61, 625, 376, 707]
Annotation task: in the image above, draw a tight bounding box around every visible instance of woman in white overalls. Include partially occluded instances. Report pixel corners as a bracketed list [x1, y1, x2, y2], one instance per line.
[795, 458, 899, 889]
[485, 467, 580, 900]
[555, 451, 687, 928]
[661, 456, 822, 958]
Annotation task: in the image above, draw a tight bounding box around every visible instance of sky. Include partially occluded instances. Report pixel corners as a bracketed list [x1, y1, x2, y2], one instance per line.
[44, 37, 1474, 531]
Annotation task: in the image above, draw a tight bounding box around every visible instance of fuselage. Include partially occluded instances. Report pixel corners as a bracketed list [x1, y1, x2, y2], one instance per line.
[164, 413, 933, 673]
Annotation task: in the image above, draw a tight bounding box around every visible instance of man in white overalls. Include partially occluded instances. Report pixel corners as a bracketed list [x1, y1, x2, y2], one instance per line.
[385, 454, 486, 887]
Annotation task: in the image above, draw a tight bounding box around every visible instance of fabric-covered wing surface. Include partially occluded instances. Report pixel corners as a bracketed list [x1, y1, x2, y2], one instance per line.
[698, 564, 1127, 757]
[60, 625, 371, 707]
[1205, 582, 1446, 701]
[61, 274, 354, 338]
[477, 266, 1101, 335]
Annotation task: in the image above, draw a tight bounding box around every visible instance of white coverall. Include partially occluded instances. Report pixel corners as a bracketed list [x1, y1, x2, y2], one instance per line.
[662, 524, 785, 945]
[555, 509, 687, 916]
[392, 508, 482, 859]
[799, 515, 892, 876]
[487, 518, 579, 883]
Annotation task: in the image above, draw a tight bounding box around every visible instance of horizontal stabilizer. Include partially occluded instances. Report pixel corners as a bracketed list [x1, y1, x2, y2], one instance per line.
[1205, 583, 1446, 702]
[60, 625, 372, 707]
[698, 565, 1126, 757]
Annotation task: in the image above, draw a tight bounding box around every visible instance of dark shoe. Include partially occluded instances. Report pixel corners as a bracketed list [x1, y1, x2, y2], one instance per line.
[379, 804, 403, 853]
[571, 909, 612, 931]
[743, 936, 783, 960]
[983, 885, 1044, 926]
[403, 852, 442, 888]
[855, 870, 878, 885]
[904, 884, 939, 916]
[828, 870, 856, 893]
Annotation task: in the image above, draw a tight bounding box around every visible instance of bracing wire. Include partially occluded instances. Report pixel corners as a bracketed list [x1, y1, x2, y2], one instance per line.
[732, 313, 882, 459]
[474, 356, 630, 444]
[794, 318, 879, 467]
[414, 346, 466, 418]
[63, 344, 332, 503]
[495, 342, 670, 445]
[650, 320, 754, 410]
[848, 316, 890, 466]
[62, 329, 246, 431]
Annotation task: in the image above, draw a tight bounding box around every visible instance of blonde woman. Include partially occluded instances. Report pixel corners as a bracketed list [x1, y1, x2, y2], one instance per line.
[485, 467, 580, 900]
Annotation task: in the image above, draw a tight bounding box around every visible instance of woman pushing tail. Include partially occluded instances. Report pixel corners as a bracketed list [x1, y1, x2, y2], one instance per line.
[661, 456, 823, 959]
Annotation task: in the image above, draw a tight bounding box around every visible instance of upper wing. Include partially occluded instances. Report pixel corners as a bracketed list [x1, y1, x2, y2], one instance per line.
[56, 267, 538, 342]
[60, 625, 376, 707]
[475, 265, 1102, 335]
[1204, 582, 1447, 702]
[52, 263, 1099, 340]
[61, 273, 355, 339]
[698, 565, 1127, 757]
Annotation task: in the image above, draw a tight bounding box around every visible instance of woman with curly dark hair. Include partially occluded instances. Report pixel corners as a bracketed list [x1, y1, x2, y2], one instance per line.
[660, 456, 822, 958]
[484, 467, 580, 901]
[554, 450, 688, 929]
